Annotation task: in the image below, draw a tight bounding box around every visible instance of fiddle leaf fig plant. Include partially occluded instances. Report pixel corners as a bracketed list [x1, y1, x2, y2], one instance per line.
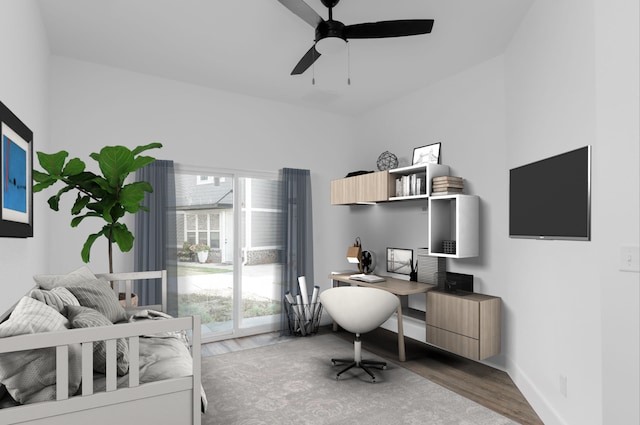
[32, 142, 162, 273]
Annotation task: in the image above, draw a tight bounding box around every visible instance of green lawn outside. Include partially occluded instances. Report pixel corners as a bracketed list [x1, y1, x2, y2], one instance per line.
[177, 264, 281, 324]
[177, 264, 230, 276]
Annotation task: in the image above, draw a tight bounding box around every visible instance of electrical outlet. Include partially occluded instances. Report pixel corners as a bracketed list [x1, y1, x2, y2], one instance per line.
[559, 375, 568, 397]
[620, 246, 640, 272]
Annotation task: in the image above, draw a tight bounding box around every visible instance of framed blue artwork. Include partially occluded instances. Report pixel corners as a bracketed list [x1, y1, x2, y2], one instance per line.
[1, 100, 33, 238]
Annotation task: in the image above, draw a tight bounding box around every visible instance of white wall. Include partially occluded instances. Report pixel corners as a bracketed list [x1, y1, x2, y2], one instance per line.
[46, 56, 357, 292]
[354, 0, 639, 424]
[505, 0, 639, 424]
[504, 1, 601, 423]
[0, 0, 51, 314]
[352, 56, 510, 369]
[594, 0, 640, 423]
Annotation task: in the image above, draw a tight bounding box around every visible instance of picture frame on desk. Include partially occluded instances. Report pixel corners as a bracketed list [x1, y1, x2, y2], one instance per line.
[412, 142, 441, 165]
[386, 247, 413, 275]
[0, 100, 33, 238]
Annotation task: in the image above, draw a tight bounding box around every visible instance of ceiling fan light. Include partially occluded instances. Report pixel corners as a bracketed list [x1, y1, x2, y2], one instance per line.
[315, 36, 346, 55]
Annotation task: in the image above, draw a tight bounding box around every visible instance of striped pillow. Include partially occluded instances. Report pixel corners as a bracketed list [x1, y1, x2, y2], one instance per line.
[66, 305, 129, 376]
[0, 297, 82, 404]
[65, 279, 128, 324]
[29, 287, 80, 313]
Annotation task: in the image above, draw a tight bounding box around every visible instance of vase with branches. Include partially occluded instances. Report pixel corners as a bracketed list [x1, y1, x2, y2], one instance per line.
[32, 142, 162, 273]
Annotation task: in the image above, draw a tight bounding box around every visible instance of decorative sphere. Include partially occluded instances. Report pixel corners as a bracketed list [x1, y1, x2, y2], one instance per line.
[376, 151, 398, 171]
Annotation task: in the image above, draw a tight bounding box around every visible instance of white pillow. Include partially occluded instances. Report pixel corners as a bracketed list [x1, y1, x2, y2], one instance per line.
[33, 266, 97, 290]
[29, 287, 80, 313]
[0, 296, 69, 337]
[0, 297, 82, 404]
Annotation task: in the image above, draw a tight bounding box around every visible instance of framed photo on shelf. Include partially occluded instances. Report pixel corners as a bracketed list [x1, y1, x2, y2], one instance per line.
[412, 142, 441, 165]
[1, 100, 33, 238]
[386, 247, 413, 275]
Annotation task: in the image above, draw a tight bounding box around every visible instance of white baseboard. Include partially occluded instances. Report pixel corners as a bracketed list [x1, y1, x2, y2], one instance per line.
[507, 359, 568, 425]
[380, 313, 427, 343]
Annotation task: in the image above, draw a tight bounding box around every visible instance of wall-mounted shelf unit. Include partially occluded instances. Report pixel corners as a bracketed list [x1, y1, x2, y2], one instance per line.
[388, 163, 450, 200]
[330, 170, 389, 205]
[330, 165, 480, 259]
[330, 164, 451, 205]
[428, 194, 479, 258]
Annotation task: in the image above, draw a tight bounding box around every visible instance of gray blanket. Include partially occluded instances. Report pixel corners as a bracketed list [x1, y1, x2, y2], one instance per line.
[89, 309, 208, 412]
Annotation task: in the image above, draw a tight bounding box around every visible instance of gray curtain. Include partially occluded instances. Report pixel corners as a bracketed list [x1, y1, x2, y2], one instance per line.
[134, 159, 178, 316]
[280, 168, 314, 335]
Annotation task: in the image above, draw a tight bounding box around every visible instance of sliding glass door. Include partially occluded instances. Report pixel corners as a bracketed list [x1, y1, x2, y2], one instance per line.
[174, 167, 281, 342]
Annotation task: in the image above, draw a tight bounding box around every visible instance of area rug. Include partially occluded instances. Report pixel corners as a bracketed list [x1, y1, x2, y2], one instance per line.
[200, 333, 517, 425]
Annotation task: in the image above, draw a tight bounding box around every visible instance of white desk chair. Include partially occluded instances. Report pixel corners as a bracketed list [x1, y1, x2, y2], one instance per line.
[320, 286, 399, 382]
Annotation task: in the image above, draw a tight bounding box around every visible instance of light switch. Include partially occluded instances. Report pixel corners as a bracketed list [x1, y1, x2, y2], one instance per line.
[620, 246, 640, 272]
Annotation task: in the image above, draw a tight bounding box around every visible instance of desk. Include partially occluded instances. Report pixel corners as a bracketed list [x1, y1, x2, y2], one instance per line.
[329, 273, 436, 361]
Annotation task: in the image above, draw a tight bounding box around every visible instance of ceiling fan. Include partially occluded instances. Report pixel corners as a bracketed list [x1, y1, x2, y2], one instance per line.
[277, 0, 434, 75]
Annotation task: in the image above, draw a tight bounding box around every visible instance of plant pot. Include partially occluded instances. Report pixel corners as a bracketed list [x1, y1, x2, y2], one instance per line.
[118, 293, 139, 308]
[197, 251, 209, 263]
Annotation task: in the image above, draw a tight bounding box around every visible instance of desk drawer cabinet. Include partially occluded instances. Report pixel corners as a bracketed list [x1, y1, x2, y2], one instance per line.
[426, 291, 501, 360]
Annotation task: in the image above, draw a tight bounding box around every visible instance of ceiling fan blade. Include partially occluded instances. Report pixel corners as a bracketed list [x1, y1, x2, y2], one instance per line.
[277, 0, 324, 28]
[291, 45, 321, 75]
[345, 19, 434, 39]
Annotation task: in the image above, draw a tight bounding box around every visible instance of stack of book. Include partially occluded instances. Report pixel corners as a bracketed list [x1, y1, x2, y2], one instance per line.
[431, 176, 464, 195]
[395, 174, 425, 197]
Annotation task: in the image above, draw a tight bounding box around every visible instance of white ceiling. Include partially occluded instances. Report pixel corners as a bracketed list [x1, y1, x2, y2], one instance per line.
[37, 0, 534, 116]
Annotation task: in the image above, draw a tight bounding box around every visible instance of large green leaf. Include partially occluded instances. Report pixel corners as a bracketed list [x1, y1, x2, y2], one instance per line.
[108, 203, 126, 222]
[32, 169, 57, 193]
[81, 231, 104, 263]
[33, 178, 56, 193]
[131, 142, 162, 156]
[112, 223, 134, 253]
[37, 151, 68, 175]
[71, 194, 91, 215]
[86, 202, 103, 214]
[70, 212, 101, 227]
[94, 198, 117, 223]
[92, 176, 112, 192]
[96, 146, 134, 188]
[62, 158, 86, 176]
[130, 155, 156, 173]
[67, 171, 99, 184]
[32, 170, 51, 183]
[47, 186, 74, 211]
[119, 181, 152, 213]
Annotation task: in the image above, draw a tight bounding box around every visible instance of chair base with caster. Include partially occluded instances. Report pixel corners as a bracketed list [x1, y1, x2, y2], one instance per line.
[331, 334, 387, 383]
[320, 286, 399, 384]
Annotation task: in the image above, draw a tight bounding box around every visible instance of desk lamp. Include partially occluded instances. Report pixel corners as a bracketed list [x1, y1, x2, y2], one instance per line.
[346, 237, 362, 272]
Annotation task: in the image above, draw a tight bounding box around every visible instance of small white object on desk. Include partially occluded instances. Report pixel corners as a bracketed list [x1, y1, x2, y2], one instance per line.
[349, 273, 385, 283]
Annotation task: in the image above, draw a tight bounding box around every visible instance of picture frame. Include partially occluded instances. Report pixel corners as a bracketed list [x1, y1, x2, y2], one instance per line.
[1, 100, 33, 238]
[386, 247, 413, 276]
[412, 142, 441, 165]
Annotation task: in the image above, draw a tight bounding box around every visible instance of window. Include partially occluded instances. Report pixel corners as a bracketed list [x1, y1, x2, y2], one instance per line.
[175, 166, 282, 342]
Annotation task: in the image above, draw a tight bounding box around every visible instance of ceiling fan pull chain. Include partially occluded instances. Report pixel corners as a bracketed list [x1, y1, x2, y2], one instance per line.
[347, 42, 351, 85]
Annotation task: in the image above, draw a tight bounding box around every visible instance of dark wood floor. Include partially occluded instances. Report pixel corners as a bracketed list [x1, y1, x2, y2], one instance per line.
[202, 326, 543, 425]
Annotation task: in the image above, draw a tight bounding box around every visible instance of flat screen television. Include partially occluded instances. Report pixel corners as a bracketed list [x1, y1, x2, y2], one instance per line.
[509, 146, 591, 241]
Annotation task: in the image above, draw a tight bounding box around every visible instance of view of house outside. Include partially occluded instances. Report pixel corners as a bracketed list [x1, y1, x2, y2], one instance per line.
[173, 172, 282, 339]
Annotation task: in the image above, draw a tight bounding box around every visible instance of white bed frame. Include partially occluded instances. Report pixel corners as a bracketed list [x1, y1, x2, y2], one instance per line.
[0, 271, 202, 425]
